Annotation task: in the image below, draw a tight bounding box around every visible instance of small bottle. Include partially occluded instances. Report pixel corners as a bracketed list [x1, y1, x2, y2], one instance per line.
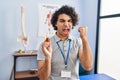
[45, 34, 50, 42]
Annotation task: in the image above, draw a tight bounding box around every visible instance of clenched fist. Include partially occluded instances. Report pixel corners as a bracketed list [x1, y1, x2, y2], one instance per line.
[78, 26, 88, 38]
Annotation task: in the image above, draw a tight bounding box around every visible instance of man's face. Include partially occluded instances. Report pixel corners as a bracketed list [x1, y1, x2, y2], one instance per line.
[55, 14, 73, 37]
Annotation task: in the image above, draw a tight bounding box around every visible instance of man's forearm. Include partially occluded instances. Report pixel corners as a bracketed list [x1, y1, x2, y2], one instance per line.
[80, 37, 93, 71]
[38, 58, 51, 80]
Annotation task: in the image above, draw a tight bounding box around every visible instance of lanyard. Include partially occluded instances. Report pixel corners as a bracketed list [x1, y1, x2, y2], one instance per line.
[56, 40, 71, 69]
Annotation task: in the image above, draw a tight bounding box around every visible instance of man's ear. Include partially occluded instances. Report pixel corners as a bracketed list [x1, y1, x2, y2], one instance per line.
[55, 24, 58, 30]
[55, 23, 57, 27]
[72, 26, 74, 29]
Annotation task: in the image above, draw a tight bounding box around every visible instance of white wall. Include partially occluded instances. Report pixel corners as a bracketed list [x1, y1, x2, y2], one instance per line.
[0, 0, 98, 80]
[81, 0, 98, 73]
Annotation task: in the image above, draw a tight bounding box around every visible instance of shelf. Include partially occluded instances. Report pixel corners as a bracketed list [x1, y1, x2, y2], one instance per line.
[15, 70, 38, 79]
[12, 50, 38, 80]
[13, 50, 38, 57]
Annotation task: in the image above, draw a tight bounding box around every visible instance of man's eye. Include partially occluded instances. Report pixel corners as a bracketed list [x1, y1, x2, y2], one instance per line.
[58, 19, 72, 23]
[68, 20, 72, 22]
[59, 20, 65, 22]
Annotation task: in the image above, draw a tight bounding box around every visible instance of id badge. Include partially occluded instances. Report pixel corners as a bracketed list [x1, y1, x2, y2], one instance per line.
[61, 70, 71, 78]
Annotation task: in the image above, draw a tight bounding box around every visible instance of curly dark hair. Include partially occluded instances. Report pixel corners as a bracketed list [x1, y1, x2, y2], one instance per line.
[51, 5, 78, 30]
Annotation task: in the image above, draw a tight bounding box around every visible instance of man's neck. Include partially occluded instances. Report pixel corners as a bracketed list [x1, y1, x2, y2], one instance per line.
[56, 32, 68, 41]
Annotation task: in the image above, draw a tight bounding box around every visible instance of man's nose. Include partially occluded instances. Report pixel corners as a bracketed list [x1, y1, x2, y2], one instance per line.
[64, 21, 69, 26]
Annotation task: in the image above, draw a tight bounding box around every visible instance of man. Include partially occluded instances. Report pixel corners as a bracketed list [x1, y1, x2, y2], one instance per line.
[37, 5, 93, 80]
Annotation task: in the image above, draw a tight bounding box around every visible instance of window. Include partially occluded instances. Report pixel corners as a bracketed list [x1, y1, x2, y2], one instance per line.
[95, 0, 120, 79]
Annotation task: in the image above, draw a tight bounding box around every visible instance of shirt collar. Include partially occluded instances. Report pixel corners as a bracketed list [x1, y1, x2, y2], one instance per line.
[54, 33, 73, 42]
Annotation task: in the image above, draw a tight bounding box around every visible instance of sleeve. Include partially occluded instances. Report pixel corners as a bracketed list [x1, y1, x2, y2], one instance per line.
[77, 38, 83, 50]
[37, 44, 45, 60]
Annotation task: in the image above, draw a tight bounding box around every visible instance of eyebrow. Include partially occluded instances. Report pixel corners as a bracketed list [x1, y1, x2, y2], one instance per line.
[58, 19, 72, 21]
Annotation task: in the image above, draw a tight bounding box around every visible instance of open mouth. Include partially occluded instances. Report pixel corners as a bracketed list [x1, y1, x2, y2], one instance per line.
[63, 28, 70, 34]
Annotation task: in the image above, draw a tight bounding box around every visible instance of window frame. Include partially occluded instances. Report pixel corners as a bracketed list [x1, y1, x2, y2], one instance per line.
[95, 0, 120, 74]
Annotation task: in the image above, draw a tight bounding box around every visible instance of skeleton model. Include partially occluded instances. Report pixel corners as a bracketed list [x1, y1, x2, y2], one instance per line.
[17, 4, 29, 52]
